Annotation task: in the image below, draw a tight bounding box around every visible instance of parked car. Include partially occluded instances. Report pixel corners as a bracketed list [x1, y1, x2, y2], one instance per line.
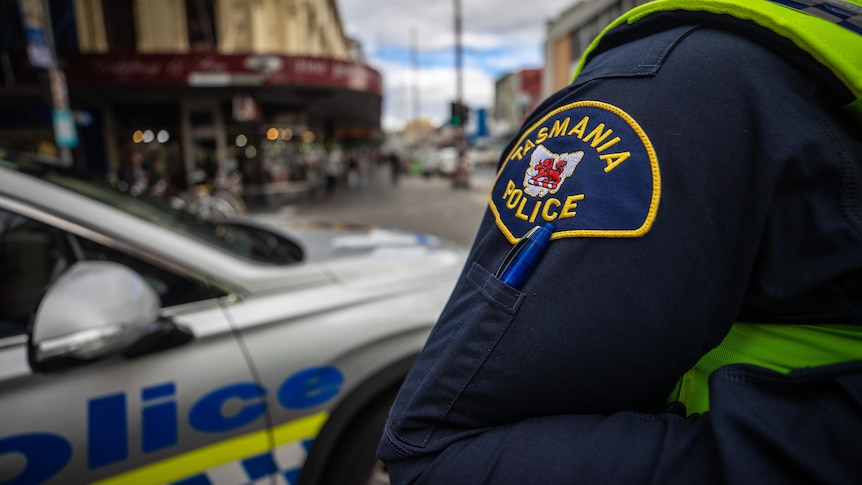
[436, 147, 474, 177]
[412, 147, 439, 178]
[0, 150, 466, 485]
[467, 143, 504, 167]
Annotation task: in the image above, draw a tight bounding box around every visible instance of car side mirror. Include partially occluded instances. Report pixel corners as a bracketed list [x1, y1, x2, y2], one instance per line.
[29, 261, 161, 371]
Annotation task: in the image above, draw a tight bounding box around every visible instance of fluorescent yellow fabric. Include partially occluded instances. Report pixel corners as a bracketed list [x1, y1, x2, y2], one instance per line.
[670, 324, 862, 414]
[572, 0, 862, 120]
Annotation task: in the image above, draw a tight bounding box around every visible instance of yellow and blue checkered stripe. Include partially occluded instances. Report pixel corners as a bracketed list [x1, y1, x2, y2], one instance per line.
[169, 438, 312, 485]
[93, 413, 327, 485]
[768, 0, 862, 35]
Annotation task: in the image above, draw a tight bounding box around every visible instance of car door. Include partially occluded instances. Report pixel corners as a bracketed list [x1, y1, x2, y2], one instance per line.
[0, 203, 273, 485]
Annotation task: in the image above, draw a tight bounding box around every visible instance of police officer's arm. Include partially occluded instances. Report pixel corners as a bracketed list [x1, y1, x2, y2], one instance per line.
[392, 360, 862, 484]
[380, 18, 862, 483]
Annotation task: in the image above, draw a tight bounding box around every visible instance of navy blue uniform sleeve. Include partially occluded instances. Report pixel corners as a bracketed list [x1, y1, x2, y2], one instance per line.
[387, 361, 862, 484]
[379, 19, 862, 484]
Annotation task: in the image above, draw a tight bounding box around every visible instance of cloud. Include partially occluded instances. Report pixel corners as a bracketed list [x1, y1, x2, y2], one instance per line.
[338, 0, 570, 132]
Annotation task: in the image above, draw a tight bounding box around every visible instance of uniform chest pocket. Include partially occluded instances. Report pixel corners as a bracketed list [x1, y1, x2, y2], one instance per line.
[388, 262, 524, 449]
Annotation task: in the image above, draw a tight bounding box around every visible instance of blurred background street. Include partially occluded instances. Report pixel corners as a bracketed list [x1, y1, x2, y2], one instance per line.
[268, 164, 497, 247]
[0, 0, 647, 230]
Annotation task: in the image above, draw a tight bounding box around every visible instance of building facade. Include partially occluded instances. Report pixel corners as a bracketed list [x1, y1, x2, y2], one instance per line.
[543, 0, 651, 98]
[492, 1, 652, 142]
[0, 0, 382, 198]
[493, 68, 543, 141]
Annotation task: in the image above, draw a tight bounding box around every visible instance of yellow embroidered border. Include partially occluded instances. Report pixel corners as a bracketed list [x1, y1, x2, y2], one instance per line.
[489, 100, 661, 243]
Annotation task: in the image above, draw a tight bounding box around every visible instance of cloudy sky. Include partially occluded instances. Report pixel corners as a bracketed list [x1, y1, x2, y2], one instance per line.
[337, 0, 573, 132]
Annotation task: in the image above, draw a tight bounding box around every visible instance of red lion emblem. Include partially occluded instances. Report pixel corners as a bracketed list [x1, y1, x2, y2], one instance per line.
[523, 145, 583, 197]
[529, 158, 567, 190]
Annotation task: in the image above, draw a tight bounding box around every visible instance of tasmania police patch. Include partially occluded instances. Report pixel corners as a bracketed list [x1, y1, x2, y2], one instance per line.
[490, 101, 660, 243]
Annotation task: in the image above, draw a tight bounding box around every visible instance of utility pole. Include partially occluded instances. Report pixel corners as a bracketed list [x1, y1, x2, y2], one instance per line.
[411, 26, 424, 148]
[411, 27, 420, 124]
[451, 0, 470, 188]
[19, 0, 77, 166]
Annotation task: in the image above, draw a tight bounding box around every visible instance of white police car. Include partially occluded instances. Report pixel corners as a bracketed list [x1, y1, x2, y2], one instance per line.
[0, 152, 466, 485]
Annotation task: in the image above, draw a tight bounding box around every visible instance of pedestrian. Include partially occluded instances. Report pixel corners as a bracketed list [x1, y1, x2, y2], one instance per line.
[358, 149, 370, 189]
[388, 151, 402, 186]
[323, 146, 342, 202]
[378, 0, 862, 483]
[346, 152, 360, 190]
[117, 150, 150, 195]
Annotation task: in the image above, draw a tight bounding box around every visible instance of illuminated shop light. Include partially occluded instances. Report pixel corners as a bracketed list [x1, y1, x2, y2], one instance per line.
[266, 128, 279, 141]
[132, 130, 144, 143]
[235, 134, 248, 147]
[142, 130, 155, 143]
[245, 146, 258, 158]
[280, 129, 293, 140]
[157, 130, 170, 143]
[302, 131, 315, 143]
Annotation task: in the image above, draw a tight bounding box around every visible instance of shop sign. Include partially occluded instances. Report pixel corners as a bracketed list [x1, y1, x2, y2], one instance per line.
[63, 53, 383, 95]
[17, 0, 53, 69]
[232, 94, 261, 122]
[52, 109, 78, 148]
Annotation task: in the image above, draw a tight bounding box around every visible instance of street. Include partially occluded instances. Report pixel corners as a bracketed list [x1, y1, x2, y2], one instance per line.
[262, 164, 498, 247]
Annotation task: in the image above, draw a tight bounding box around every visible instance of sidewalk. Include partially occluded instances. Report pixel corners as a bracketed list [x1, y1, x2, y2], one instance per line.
[253, 165, 494, 246]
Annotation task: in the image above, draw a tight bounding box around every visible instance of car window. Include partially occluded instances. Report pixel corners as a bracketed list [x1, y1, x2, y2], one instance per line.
[0, 207, 226, 338]
[46, 175, 302, 265]
[0, 210, 72, 338]
[2, 156, 302, 264]
[75, 235, 225, 307]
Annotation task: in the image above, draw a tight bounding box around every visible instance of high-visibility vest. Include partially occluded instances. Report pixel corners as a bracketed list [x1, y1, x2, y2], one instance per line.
[573, 0, 862, 124]
[572, 0, 862, 414]
[669, 323, 862, 414]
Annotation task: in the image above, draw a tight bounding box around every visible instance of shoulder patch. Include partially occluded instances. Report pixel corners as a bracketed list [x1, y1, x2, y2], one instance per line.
[490, 100, 660, 243]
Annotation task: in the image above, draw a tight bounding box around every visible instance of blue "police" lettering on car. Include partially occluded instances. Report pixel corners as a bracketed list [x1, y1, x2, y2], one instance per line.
[278, 366, 344, 409]
[88, 393, 128, 468]
[142, 382, 179, 453]
[0, 365, 343, 485]
[190, 382, 268, 433]
[0, 434, 71, 485]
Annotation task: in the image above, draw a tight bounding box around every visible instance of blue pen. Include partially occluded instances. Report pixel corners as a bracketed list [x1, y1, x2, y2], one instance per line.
[495, 223, 554, 289]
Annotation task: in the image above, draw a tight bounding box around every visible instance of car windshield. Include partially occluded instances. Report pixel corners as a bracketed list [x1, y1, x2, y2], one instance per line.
[3, 156, 302, 265]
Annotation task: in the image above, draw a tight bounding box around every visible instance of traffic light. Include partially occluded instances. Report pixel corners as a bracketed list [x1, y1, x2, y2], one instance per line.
[449, 102, 469, 127]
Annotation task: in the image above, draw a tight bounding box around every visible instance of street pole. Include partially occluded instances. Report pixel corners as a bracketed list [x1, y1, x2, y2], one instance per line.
[451, 0, 470, 189]
[411, 27, 424, 151]
[412, 27, 420, 124]
[19, 0, 76, 166]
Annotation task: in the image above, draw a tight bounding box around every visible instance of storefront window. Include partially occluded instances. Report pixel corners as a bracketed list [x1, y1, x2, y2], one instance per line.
[102, 0, 136, 51]
[0, 0, 25, 50]
[186, 0, 216, 50]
